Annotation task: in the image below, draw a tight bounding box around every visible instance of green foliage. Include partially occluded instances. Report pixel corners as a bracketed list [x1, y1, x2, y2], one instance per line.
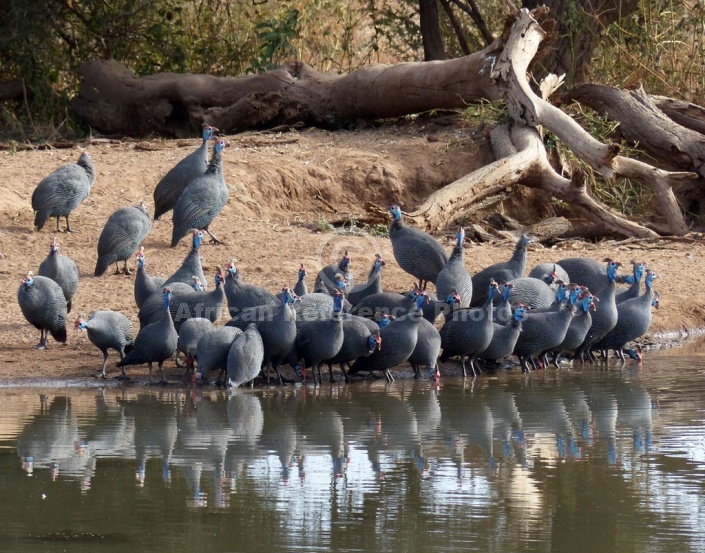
[248, 8, 300, 73]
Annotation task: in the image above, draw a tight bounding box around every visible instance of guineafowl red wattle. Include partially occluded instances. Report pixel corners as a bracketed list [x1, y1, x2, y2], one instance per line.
[225, 287, 298, 386]
[171, 138, 230, 247]
[134, 247, 165, 309]
[388, 205, 448, 290]
[546, 288, 595, 366]
[528, 262, 570, 285]
[38, 237, 79, 313]
[470, 234, 533, 308]
[478, 304, 527, 364]
[75, 310, 135, 378]
[436, 227, 473, 308]
[315, 251, 353, 294]
[153, 124, 217, 220]
[574, 259, 621, 363]
[441, 281, 499, 377]
[18, 271, 68, 349]
[226, 323, 265, 388]
[32, 150, 95, 233]
[117, 288, 178, 383]
[164, 230, 206, 288]
[592, 269, 659, 363]
[346, 254, 385, 307]
[94, 202, 152, 276]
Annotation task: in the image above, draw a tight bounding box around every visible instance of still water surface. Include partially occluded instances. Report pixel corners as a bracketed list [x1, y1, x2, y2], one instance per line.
[1, 350, 705, 553]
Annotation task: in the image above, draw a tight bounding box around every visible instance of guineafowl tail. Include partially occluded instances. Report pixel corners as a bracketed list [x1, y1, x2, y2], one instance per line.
[124, 343, 134, 355]
[170, 226, 187, 248]
[153, 205, 165, 221]
[34, 211, 48, 231]
[94, 256, 112, 277]
[50, 326, 67, 344]
[67, 300, 72, 313]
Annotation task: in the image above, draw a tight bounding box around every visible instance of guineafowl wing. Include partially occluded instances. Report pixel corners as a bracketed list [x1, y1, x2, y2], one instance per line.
[31, 167, 87, 210]
[97, 212, 149, 258]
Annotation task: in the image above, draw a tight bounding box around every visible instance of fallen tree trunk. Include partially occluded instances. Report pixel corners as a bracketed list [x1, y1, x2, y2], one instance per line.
[72, 51, 503, 137]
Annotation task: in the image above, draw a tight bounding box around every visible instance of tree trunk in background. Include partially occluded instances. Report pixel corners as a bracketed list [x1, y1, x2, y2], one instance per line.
[522, 0, 640, 86]
[420, 0, 446, 61]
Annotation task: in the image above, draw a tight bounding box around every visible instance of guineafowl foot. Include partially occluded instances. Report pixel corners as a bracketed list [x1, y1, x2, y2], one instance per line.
[205, 229, 224, 245]
[124, 268, 132, 275]
[113, 374, 131, 382]
[34, 343, 48, 350]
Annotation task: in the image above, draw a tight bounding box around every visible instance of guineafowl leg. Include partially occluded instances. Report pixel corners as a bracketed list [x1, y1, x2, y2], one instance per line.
[470, 356, 482, 376]
[205, 228, 223, 245]
[175, 352, 187, 369]
[64, 215, 73, 233]
[55, 217, 62, 233]
[157, 361, 168, 385]
[328, 363, 336, 384]
[147, 362, 154, 383]
[384, 369, 394, 383]
[123, 259, 132, 275]
[97, 350, 109, 379]
[459, 356, 467, 378]
[341, 362, 350, 384]
[412, 363, 420, 379]
[519, 356, 530, 373]
[114, 262, 122, 275]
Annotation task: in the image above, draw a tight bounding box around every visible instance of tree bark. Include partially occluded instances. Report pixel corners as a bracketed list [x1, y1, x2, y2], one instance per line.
[420, 0, 446, 61]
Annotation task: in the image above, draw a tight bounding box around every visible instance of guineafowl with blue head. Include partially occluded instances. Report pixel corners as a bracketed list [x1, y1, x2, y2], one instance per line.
[32, 150, 95, 233]
[315, 251, 353, 294]
[346, 254, 385, 306]
[325, 315, 381, 383]
[153, 124, 218, 220]
[164, 230, 207, 288]
[134, 247, 166, 309]
[94, 201, 152, 276]
[388, 205, 448, 290]
[171, 138, 230, 247]
[436, 227, 473, 308]
[616, 260, 646, 304]
[478, 304, 527, 364]
[224, 259, 278, 317]
[18, 271, 68, 350]
[75, 311, 135, 379]
[38, 237, 79, 313]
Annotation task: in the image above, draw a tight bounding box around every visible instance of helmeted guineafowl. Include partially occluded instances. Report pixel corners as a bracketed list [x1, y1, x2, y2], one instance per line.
[528, 262, 570, 285]
[134, 247, 166, 309]
[325, 315, 381, 383]
[94, 202, 152, 276]
[153, 124, 218, 220]
[227, 323, 265, 388]
[348, 291, 425, 382]
[293, 263, 308, 297]
[224, 259, 278, 317]
[388, 205, 448, 290]
[546, 289, 595, 366]
[408, 304, 442, 381]
[441, 280, 499, 377]
[32, 150, 95, 233]
[436, 227, 473, 308]
[117, 288, 178, 383]
[75, 311, 135, 378]
[346, 254, 385, 306]
[38, 236, 79, 313]
[226, 287, 298, 385]
[556, 257, 609, 294]
[139, 267, 225, 331]
[18, 271, 68, 349]
[592, 269, 659, 363]
[195, 326, 244, 384]
[478, 304, 527, 363]
[615, 260, 646, 304]
[505, 275, 557, 309]
[315, 251, 353, 294]
[287, 291, 346, 384]
[176, 317, 214, 371]
[470, 234, 533, 307]
[492, 282, 515, 325]
[574, 259, 621, 363]
[171, 138, 230, 247]
[351, 289, 418, 320]
[512, 299, 575, 372]
[164, 230, 207, 288]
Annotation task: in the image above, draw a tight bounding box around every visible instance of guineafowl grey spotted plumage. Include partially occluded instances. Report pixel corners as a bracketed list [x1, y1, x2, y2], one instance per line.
[351, 289, 417, 320]
[478, 304, 527, 363]
[388, 205, 448, 290]
[615, 260, 646, 304]
[408, 315, 442, 381]
[592, 270, 658, 363]
[224, 260, 278, 317]
[117, 288, 178, 383]
[32, 151, 95, 233]
[471, 234, 533, 307]
[95, 202, 152, 276]
[153, 124, 217, 220]
[512, 301, 575, 372]
[557, 257, 609, 294]
[176, 317, 214, 370]
[195, 326, 243, 384]
[75, 311, 135, 378]
[547, 290, 594, 366]
[293, 263, 308, 297]
[171, 138, 230, 247]
[38, 237, 79, 313]
[315, 251, 353, 294]
[528, 262, 570, 285]
[436, 227, 473, 308]
[346, 254, 385, 307]
[164, 230, 207, 288]
[134, 247, 166, 309]
[325, 315, 381, 383]
[227, 323, 265, 388]
[504, 276, 556, 309]
[18, 271, 68, 349]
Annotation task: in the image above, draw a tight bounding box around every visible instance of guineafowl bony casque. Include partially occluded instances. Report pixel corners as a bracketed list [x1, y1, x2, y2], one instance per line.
[32, 150, 95, 233]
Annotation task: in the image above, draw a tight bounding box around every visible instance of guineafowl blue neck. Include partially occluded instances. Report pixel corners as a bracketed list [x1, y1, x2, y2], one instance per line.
[607, 263, 619, 282]
[163, 292, 171, 311]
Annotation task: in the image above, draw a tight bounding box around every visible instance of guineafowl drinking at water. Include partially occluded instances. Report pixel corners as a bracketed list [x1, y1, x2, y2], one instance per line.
[171, 138, 230, 247]
[325, 315, 381, 383]
[176, 317, 214, 371]
[38, 237, 79, 313]
[388, 205, 448, 290]
[134, 247, 166, 309]
[153, 124, 218, 220]
[18, 271, 68, 349]
[94, 202, 152, 276]
[75, 311, 135, 378]
[436, 227, 473, 308]
[117, 288, 178, 384]
[470, 234, 532, 307]
[32, 150, 95, 233]
[227, 323, 265, 388]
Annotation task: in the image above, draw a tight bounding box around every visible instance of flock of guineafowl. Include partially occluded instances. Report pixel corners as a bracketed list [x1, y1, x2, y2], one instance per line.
[18, 124, 659, 387]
